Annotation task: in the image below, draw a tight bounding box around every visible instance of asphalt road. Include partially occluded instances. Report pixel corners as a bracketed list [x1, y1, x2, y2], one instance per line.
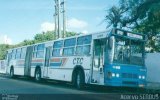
[0, 75, 159, 100]
[0, 76, 90, 94]
[0, 75, 122, 100]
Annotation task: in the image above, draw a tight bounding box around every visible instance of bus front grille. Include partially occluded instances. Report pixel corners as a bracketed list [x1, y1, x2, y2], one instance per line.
[122, 73, 138, 79]
[122, 81, 138, 85]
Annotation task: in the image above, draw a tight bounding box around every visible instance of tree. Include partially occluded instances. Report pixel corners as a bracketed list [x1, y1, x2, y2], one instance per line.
[119, 0, 160, 28]
[105, 0, 160, 52]
[34, 31, 76, 42]
[20, 40, 35, 46]
[134, 2, 160, 52]
[34, 31, 56, 43]
[0, 31, 77, 59]
[65, 31, 76, 37]
[105, 6, 123, 28]
[0, 44, 11, 60]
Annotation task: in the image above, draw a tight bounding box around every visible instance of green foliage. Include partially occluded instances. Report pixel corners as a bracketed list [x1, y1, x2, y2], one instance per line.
[34, 31, 56, 43]
[105, 6, 123, 28]
[66, 31, 76, 37]
[19, 40, 35, 46]
[0, 31, 76, 59]
[105, 0, 160, 52]
[0, 44, 12, 60]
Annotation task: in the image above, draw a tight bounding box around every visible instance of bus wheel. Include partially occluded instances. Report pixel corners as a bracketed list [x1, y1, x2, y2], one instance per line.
[74, 70, 84, 89]
[35, 69, 41, 82]
[10, 68, 14, 78]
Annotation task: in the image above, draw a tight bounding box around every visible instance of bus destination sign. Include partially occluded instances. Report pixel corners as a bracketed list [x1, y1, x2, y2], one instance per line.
[116, 30, 143, 40]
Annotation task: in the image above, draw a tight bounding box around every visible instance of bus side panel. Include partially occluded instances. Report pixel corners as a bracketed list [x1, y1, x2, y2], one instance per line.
[30, 58, 44, 77]
[30, 67, 36, 77]
[47, 56, 91, 82]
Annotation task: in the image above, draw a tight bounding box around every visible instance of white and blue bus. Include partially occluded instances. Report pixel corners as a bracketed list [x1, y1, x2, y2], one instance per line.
[5, 28, 146, 89]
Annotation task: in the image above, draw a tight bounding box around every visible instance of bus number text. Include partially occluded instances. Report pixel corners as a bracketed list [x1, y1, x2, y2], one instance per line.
[73, 58, 83, 65]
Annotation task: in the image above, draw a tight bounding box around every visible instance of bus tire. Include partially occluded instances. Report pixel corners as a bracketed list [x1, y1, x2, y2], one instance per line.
[74, 70, 85, 89]
[34, 68, 41, 82]
[10, 67, 14, 78]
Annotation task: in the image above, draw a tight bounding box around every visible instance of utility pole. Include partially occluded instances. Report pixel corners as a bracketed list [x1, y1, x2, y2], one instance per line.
[57, 0, 61, 38]
[54, 0, 61, 39]
[54, 0, 66, 39]
[61, 0, 66, 38]
[54, 0, 58, 39]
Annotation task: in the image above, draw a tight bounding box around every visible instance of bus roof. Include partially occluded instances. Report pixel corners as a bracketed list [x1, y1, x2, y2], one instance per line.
[7, 29, 111, 51]
[7, 28, 145, 51]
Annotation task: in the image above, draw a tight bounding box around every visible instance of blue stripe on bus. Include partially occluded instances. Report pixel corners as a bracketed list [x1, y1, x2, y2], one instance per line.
[50, 63, 61, 67]
[31, 63, 43, 66]
[31, 62, 62, 67]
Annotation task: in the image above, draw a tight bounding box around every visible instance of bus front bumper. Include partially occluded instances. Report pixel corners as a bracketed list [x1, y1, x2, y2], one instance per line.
[104, 79, 146, 88]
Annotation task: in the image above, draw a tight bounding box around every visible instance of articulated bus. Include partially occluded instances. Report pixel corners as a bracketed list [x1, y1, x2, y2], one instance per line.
[5, 28, 147, 89]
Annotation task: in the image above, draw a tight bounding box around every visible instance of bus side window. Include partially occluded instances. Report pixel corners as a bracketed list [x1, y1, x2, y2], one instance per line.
[37, 51, 44, 58]
[76, 46, 83, 55]
[33, 45, 37, 58]
[21, 47, 26, 59]
[76, 35, 92, 56]
[36, 44, 45, 58]
[64, 38, 76, 47]
[37, 44, 45, 51]
[63, 48, 74, 56]
[52, 41, 63, 57]
[32, 44, 45, 58]
[83, 45, 91, 55]
[11, 49, 16, 59]
[16, 48, 21, 59]
[63, 38, 76, 56]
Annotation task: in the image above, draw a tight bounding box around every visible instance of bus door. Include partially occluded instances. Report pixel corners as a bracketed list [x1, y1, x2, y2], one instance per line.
[43, 47, 51, 78]
[92, 39, 105, 84]
[6, 52, 11, 73]
[24, 46, 33, 76]
[6, 52, 11, 67]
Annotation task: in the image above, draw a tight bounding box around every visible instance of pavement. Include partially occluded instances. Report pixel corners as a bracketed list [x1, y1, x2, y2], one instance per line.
[0, 75, 121, 100]
[0, 74, 159, 100]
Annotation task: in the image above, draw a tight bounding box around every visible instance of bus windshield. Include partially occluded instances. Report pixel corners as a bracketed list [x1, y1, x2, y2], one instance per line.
[113, 37, 144, 66]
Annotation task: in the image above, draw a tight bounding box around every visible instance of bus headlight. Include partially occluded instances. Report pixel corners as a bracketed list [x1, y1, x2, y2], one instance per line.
[116, 73, 120, 77]
[113, 66, 121, 69]
[142, 76, 145, 79]
[107, 72, 119, 78]
[139, 76, 142, 79]
[112, 73, 115, 77]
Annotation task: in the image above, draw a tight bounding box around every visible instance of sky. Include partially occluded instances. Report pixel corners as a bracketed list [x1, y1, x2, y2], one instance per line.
[0, 0, 118, 44]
